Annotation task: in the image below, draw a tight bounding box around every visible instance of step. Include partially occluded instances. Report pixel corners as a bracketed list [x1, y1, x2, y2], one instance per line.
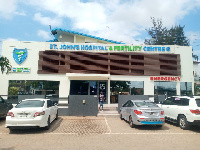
[58, 100, 68, 106]
[97, 110, 120, 117]
[100, 107, 118, 111]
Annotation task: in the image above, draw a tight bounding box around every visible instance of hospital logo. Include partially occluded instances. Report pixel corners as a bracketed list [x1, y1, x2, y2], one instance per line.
[13, 48, 27, 64]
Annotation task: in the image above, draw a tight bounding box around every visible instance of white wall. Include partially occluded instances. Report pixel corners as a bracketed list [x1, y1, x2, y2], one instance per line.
[0, 42, 194, 97]
[0, 41, 69, 97]
[175, 46, 194, 94]
[193, 62, 200, 81]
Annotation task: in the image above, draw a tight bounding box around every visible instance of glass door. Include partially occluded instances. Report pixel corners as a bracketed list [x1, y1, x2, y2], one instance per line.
[99, 81, 107, 104]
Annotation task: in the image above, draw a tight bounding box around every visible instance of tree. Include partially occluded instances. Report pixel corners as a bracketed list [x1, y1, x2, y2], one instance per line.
[0, 56, 12, 74]
[144, 17, 190, 46]
[193, 54, 198, 61]
[110, 81, 131, 93]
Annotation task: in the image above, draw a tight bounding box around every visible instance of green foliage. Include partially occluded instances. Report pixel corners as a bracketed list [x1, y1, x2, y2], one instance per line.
[8, 87, 19, 95]
[43, 81, 59, 90]
[0, 56, 12, 74]
[193, 54, 198, 61]
[144, 17, 190, 46]
[110, 81, 131, 92]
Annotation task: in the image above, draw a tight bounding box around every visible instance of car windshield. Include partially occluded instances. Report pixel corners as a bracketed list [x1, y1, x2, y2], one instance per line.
[135, 101, 158, 107]
[195, 99, 200, 107]
[15, 100, 44, 108]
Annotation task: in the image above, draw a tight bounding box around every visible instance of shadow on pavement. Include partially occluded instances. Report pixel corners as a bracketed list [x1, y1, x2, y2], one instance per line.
[0, 118, 6, 126]
[123, 120, 170, 130]
[164, 120, 200, 133]
[9, 117, 63, 134]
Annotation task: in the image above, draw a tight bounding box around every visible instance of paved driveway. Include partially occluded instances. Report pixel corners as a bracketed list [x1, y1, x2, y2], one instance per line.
[0, 116, 200, 150]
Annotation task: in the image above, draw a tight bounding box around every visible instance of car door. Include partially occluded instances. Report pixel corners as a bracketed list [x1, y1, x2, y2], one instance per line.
[0, 97, 7, 117]
[126, 101, 134, 120]
[47, 100, 56, 122]
[121, 100, 130, 121]
[168, 97, 181, 120]
[160, 97, 174, 118]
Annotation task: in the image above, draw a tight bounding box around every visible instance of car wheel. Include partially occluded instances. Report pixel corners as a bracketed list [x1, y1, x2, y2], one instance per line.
[156, 125, 163, 128]
[129, 116, 135, 128]
[8, 128, 13, 133]
[120, 113, 123, 120]
[45, 116, 50, 130]
[55, 111, 58, 120]
[179, 115, 190, 130]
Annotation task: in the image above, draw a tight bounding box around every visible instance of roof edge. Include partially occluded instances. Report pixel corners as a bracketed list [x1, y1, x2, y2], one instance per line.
[51, 28, 125, 44]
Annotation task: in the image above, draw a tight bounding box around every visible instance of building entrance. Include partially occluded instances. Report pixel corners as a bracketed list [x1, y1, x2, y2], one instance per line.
[90, 81, 107, 104]
[70, 80, 108, 103]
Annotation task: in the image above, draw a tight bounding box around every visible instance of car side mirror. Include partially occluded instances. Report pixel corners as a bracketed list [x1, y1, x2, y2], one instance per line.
[54, 103, 58, 106]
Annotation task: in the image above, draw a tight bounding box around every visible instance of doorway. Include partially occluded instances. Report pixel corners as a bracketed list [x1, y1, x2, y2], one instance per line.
[99, 81, 107, 104]
[89, 81, 107, 104]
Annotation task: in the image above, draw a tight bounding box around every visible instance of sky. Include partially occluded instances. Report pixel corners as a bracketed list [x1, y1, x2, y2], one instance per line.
[0, 0, 200, 59]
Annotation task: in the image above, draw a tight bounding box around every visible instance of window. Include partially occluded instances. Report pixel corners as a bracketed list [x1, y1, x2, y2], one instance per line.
[162, 97, 174, 105]
[173, 97, 181, 105]
[135, 102, 158, 107]
[8, 80, 59, 95]
[0, 97, 4, 103]
[110, 81, 144, 103]
[154, 82, 176, 96]
[47, 100, 53, 108]
[180, 82, 192, 96]
[15, 100, 44, 108]
[195, 99, 200, 107]
[90, 81, 97, 95]
[179, 98, 189, 106]
[123, 100, 131, 107]
[129, 101, 134, 107]
[70, 80, 89, 95]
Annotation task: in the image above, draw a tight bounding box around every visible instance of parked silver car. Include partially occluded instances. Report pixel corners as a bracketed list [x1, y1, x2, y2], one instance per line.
[120, 100, 165, 128]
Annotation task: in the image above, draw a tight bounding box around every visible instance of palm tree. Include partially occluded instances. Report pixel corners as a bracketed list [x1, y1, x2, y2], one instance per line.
[0, 56, 12, 74]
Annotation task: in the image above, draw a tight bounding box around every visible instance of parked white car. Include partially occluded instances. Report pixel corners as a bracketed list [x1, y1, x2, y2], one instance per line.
[5, 99, 58, 131]
[158, 96, 200, 130]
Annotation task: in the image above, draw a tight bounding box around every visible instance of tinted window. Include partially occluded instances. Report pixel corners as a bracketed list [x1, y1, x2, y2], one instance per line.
[70, 80, 89, 95]
[162, 97, 173, 105]
[129, 101, 134, 107]
[173, 97, 181, 105]
[162, 97, 181, 105]
[195, 99, 200, 107]
[0, 97, 3, 103]
[154, 82, 176, 96]
[180, 82, 192, 96]
[180, 98, 189, 106]
[123, 100, 131, 107]
[16, 100, 44, 108]
[47, 100, 53, 108]
[135, 102, 158, 107]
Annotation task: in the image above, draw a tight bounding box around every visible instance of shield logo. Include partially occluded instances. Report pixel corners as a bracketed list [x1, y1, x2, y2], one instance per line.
[13, 48, 27, 64]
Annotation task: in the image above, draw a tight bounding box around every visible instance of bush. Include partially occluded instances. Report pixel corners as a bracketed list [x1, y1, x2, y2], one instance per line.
[8, 87, 19, 95]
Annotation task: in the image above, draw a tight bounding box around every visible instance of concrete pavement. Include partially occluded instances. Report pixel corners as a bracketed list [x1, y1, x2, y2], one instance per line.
[0, 116, 200, 150]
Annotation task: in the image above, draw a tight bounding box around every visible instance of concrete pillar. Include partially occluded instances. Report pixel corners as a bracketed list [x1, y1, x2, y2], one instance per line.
[176, 82, 181, 95]
[144, 80, 154, 95]
[59, 78, 70, 98]
[107, 78, 110, 104]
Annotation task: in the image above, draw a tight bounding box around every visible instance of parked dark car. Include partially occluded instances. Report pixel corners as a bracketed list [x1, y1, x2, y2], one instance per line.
[0, 96, 13, 118]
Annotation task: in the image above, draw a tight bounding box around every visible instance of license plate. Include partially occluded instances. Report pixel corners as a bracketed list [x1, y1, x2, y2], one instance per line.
[20, 115, 27, 118]
[149, 112, 154, 115]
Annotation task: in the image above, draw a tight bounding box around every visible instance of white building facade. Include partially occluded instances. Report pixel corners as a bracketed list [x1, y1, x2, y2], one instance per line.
[0, 29, 194, 104]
